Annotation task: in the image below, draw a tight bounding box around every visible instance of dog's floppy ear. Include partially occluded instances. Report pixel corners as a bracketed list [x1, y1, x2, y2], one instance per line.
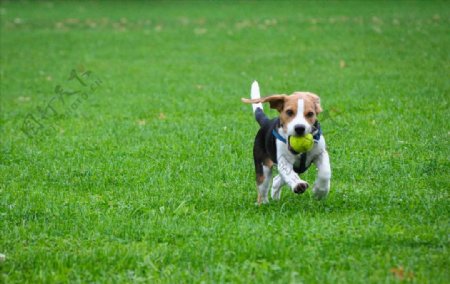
[306, 93, 323, 114]
[241, 95, 286, 112]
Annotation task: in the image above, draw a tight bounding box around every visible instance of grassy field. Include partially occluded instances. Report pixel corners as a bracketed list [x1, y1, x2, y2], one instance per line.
[0, 1, 449, 283]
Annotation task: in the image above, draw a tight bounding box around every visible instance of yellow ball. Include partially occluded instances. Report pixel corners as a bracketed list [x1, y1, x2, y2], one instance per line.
[289, 134, 314, 153]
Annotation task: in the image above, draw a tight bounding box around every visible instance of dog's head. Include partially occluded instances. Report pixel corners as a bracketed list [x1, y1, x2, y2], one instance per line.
[242, 92, 322, 137]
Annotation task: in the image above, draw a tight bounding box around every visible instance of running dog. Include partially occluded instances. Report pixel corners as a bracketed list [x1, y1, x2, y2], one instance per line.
[242, 81, 331, 204]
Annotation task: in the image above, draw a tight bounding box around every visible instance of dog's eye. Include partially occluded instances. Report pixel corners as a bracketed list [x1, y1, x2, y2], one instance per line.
[306, 112, 314, 118]
[286, 110, 294, 117]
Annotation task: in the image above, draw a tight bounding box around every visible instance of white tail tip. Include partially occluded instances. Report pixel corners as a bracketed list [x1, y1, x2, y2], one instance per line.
[250, 81, 263, 112]
[251, 81, 260, 99]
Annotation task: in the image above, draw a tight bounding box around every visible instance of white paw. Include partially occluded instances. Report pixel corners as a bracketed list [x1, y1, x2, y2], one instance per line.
[313, 184, 329, 200]
[255, 196, 270, 205]
[271, 186, 281, 200]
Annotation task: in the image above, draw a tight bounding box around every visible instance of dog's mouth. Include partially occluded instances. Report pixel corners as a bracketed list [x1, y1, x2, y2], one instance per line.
[289, 134, 305, 138]
[288, 134, 306, 141]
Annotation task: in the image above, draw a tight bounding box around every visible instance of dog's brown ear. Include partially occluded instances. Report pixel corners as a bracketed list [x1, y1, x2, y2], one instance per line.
[241, 95, 286, 112]
[306, 93, 323, 114]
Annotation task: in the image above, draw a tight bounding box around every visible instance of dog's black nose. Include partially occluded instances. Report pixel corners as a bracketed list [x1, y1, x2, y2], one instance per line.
[294, 124, 306, 135]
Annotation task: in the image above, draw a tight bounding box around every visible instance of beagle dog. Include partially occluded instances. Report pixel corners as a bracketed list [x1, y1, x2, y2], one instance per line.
[242, 81, 331, 204]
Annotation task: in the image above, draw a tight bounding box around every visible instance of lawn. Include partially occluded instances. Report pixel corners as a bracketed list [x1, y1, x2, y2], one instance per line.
[0, 0, 449, 283]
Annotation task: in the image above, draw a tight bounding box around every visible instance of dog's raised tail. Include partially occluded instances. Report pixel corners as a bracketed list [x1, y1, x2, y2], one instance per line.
[241, 81, 269, 127]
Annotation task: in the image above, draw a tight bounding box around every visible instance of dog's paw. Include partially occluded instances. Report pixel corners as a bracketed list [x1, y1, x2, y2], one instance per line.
[313, 185, 329, 200]
[271, 188, 281, 200]
[271, 185, 282, 200]
[312, 178, 330, 200]
[293, 182, 309, 194]
[256, 195, 270, 205]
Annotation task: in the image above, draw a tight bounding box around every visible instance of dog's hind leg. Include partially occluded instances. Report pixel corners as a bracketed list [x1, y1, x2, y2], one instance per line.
[253, 124, 274, 204]
[256, 163, 272, 205]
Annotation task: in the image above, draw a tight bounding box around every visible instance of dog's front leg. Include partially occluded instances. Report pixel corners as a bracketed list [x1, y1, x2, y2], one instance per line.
[312, 150, 331, 199]
[271, 174, 285, 200]
[256, 165, 272, 204]
[277, 154, 309, 194]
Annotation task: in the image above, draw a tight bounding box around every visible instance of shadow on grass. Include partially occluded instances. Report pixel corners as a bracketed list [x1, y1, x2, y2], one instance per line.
[198, 186, 419, 219]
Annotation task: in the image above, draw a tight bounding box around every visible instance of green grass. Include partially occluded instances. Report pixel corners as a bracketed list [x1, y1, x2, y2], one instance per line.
[0, 0, 449, 283]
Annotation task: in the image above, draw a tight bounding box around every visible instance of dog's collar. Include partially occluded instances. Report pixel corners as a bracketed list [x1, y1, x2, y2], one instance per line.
[272, 129, 287, 144]
[312, 121, 322, 141]
[272, 129, 298, 155]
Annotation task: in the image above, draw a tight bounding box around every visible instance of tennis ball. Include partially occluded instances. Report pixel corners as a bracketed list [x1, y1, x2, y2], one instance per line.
[289, 134, 314, 153]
